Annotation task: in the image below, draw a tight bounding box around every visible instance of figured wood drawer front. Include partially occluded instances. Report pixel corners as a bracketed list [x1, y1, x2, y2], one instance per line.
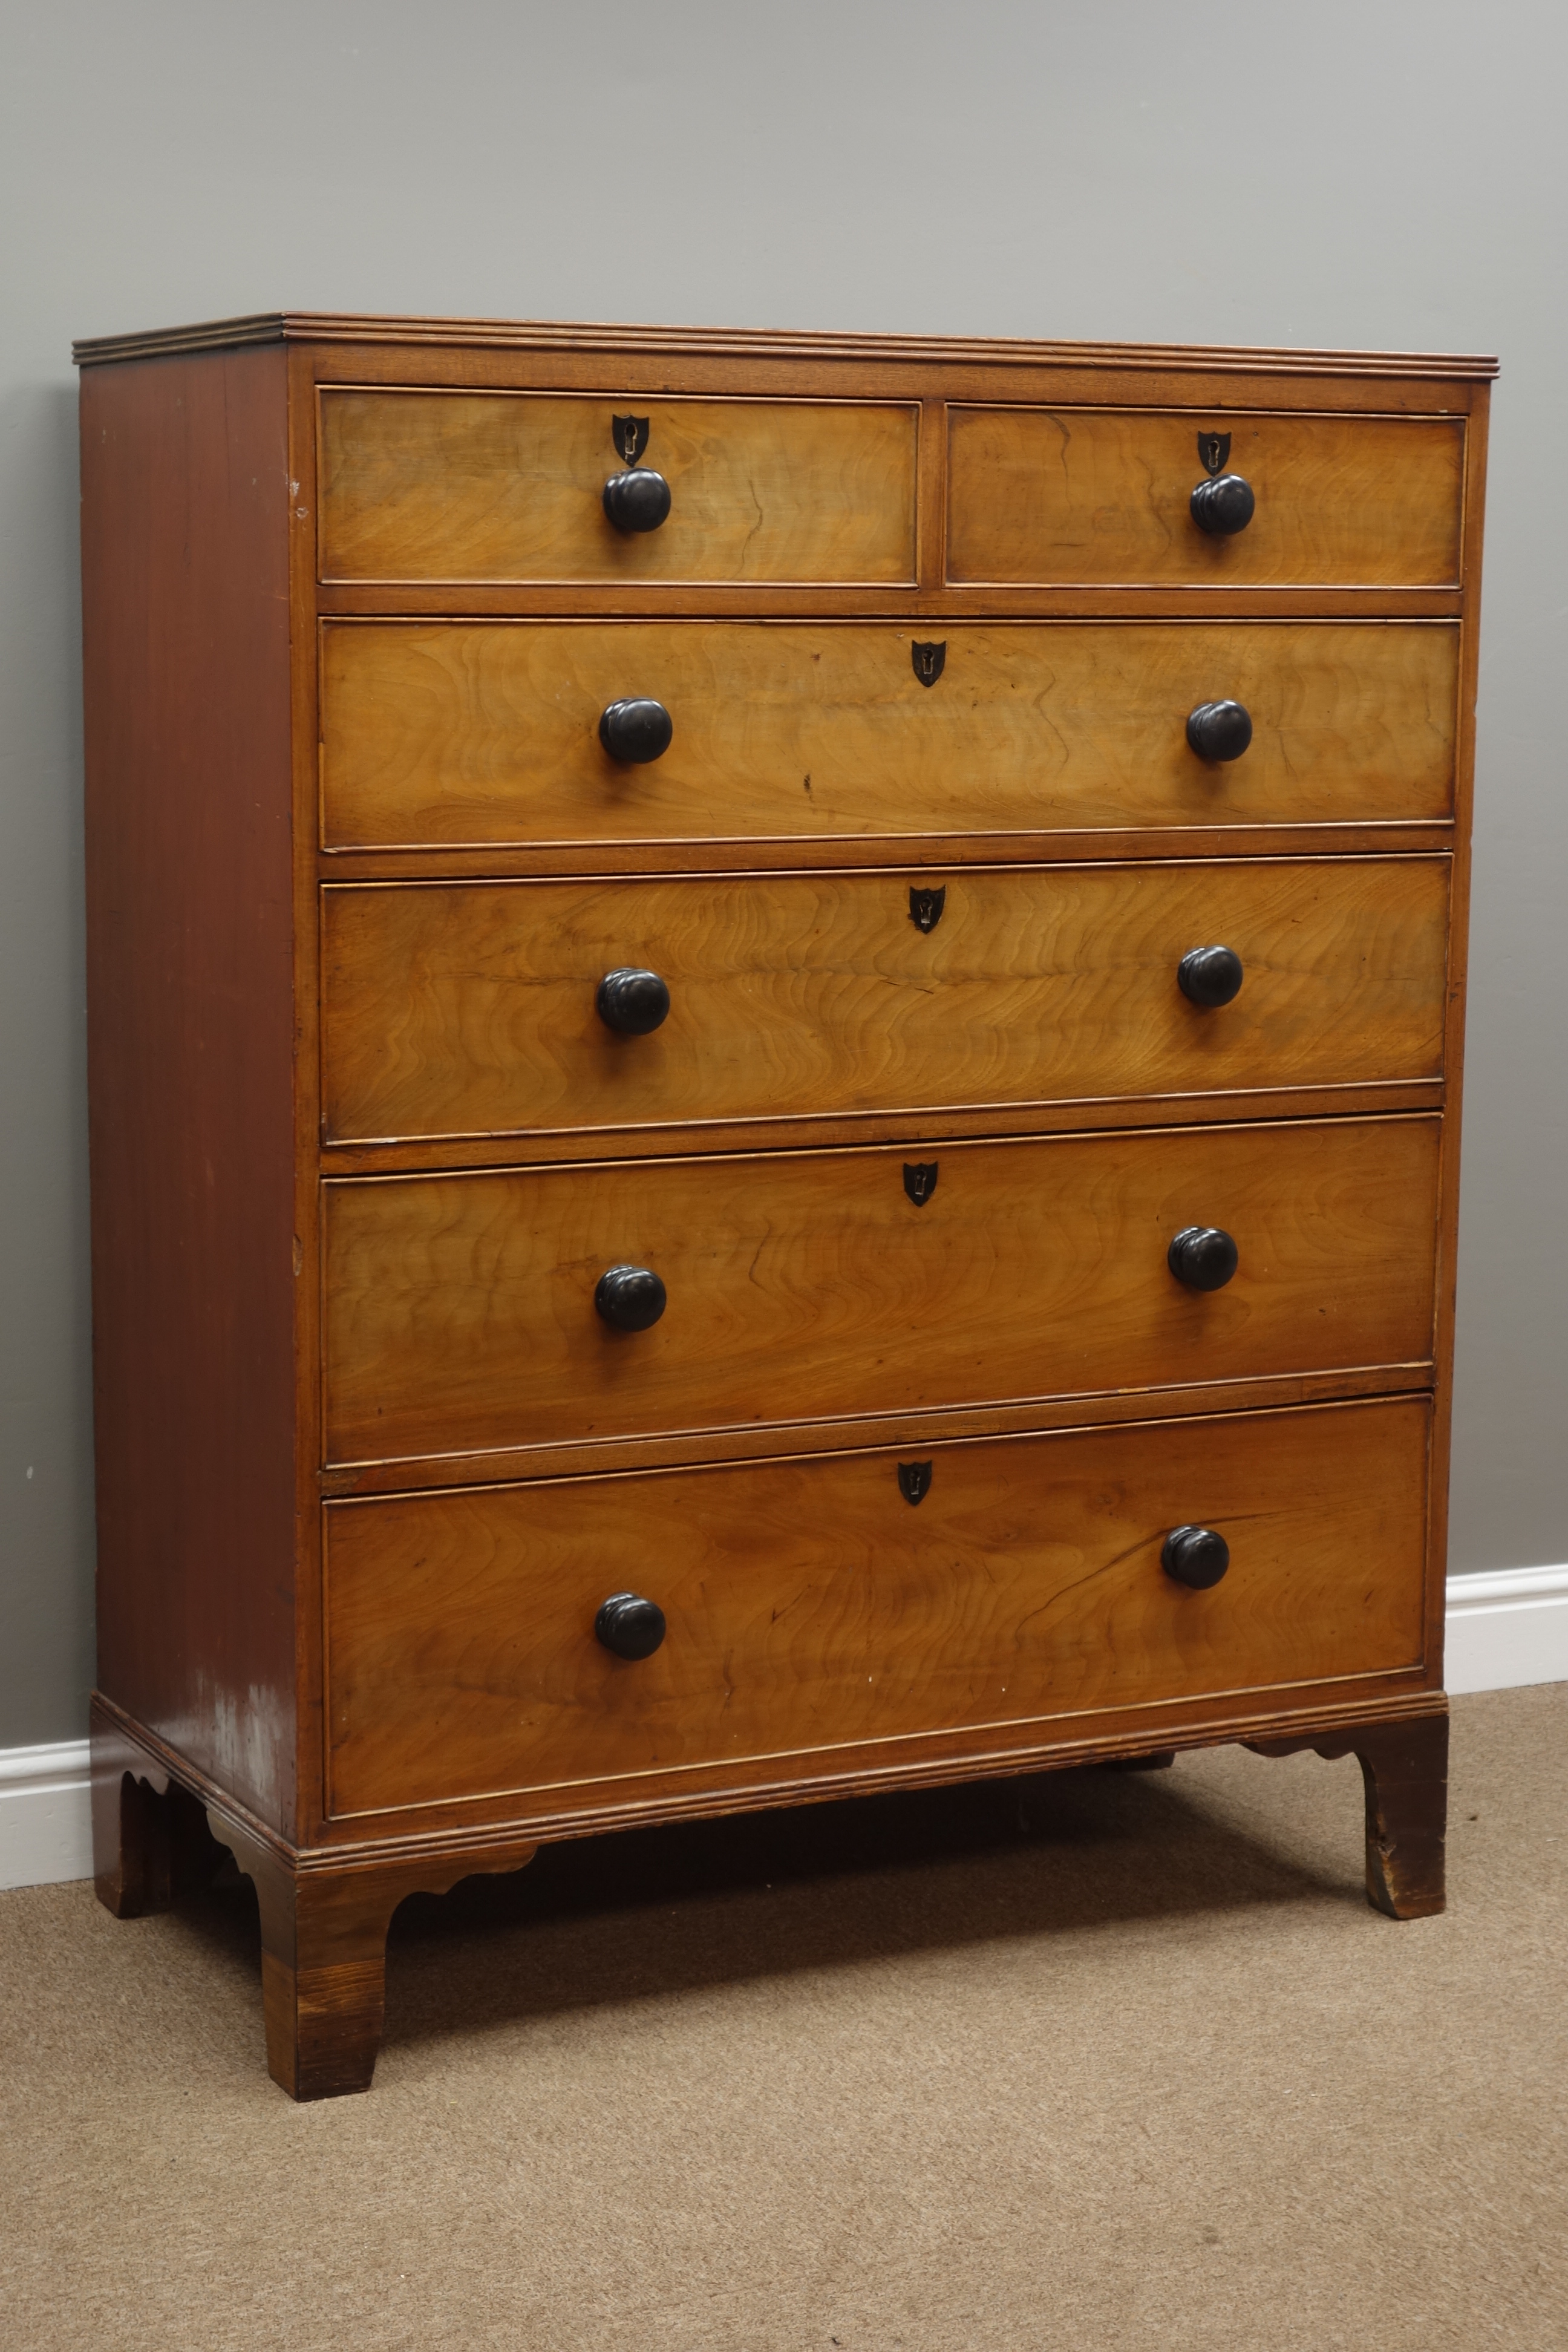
[319, 619, 1457, 849]
[318, 393, 918, 584]
[322, 1116, 1439, 1468]
[947, 410, 1465, 588]
[324, 1395, 1430, 1817]
[321, 858, 1449, 1146]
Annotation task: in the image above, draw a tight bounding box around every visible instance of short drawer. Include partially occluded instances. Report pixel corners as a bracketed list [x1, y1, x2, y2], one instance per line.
[321, 1115, 1439, 1468]
[947, 408, 1465, 588]
[317, 391, 918, 584]
[323, 1394, 1431, 1817]
[320, 857, 1449, 1146]
[319, 618, 1457, 849]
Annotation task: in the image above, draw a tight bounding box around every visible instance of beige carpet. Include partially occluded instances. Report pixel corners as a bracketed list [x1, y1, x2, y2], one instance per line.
[2, 1687, 1565, 2351]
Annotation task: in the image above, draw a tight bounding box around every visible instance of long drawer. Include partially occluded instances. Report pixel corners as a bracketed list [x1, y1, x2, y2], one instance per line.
[321, 857, 1449, 1146]
[318, 619, 1458, 850]
[323, 1394, 1431, 1817]
[947, 408, 1465, 587]
[321, 1116, 1440, 1467]
[318, 391, 919, 585]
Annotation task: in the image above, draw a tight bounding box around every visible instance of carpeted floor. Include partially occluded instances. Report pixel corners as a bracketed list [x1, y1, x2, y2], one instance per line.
[2, 1686, 1564, 2351]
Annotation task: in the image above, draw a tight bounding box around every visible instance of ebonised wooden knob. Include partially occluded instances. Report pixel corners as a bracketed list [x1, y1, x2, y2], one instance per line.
[603, 468, 671, 532]
[594, 1592, 667, 1659]
[1161, 1526, 1231, 1589]
[599, 698, 673, 763]
[1168, 1226, 1240, 1291]
[594, 1265, 667, 1330]
[1186, 699, 1253, 760]
[1190, 474, 1256, 536]
[596, 968, 671, 1035]
[1178, 945, 1244, 1008]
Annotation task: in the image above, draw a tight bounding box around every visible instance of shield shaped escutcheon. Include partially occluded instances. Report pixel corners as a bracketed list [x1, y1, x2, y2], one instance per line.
[897, 1460, 933, 1506]
[911, 639, 947, 687]
[903, 1161, 939, 1207]
[909, 885, 946, 933]
[1197, 430, 1232, 477]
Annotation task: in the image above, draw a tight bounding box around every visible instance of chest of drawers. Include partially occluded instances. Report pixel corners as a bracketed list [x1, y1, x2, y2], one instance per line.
[77, 314, 1493, 2099]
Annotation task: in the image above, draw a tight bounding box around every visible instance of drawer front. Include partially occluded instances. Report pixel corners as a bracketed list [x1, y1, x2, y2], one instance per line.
[947, 409, 1465, 588]
[321, 858, 1449, 1146]
[324, 1395, 1431, 1817]
[318, 392, 918, 585]
[322, 1117, 1439, 1467]
[319, 618, 1457, 849]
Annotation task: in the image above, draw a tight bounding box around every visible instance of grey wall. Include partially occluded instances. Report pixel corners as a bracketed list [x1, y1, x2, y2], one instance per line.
[2, 1, 1564, 1746]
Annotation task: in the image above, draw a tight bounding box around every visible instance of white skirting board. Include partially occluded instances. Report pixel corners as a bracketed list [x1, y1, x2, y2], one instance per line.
[0, 1739, 94, 1892]
[1442, 1562, 1568, 1695]
[3, 1569, 1566, 1894]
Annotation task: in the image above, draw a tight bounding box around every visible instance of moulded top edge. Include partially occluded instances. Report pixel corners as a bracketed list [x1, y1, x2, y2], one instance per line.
[70, 310, 1501, 380]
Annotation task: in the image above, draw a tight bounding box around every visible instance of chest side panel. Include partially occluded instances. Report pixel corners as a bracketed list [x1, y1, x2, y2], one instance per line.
[83, 345, 301, 1832]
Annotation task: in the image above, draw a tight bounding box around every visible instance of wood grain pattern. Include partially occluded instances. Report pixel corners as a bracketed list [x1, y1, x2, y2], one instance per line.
[215, 1808, 538, 2099]
[91, 1671, 1445, 2096]
[319, 618, 1458, 849]
[287, 344, 329, 1838]
[320, 857, 1450, 1146]
[75, 313, 1498, 382]
[81, 347, 301, 1834]
[316, 584, 1469, 629]
[79, 319, 1487, 2082]
[320, 1366, 1439, 1503]
[96, 1669, 1445, 1867]
[1248, 1711, 1448, 1919]
[318, 392, 918, 584]
[947, 409, 1466, 588]
[323, 1395, 1431, 1817]
[1420, 381, 1492, 1690]
[90, 1705, 224, 1919]
[321, 1116, 1440, 1467]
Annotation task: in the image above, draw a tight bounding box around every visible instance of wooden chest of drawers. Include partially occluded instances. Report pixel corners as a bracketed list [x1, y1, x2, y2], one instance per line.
[76, 314, 1493, 2099]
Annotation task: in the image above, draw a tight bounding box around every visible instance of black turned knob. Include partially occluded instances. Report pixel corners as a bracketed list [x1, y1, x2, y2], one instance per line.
[1168, 1226, 1240, 1291]
[603, 468, 672, 533]
[1190, 474, 1256, 536]
[599, 697, 673, 764]
[1186, 699, 1253, 761]
[594, 1265, 667, 1331]
[1178, 945, 1244, 1009]
[595, 1592, 667, 1659]
[596, 968, 671, 1036]
[1161, 1526, 1231, 1590]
